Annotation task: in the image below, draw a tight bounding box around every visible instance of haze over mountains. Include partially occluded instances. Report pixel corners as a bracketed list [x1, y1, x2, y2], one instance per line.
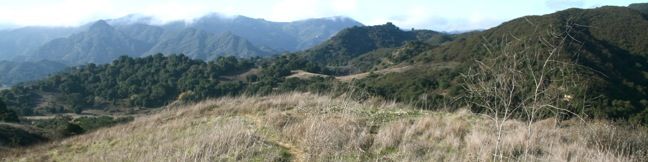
[0, 14, 362, 64]
[0, 14, 361, 86]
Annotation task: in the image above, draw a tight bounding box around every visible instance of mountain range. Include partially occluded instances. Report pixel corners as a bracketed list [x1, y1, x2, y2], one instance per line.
[1, 14, 362, 65]
[0, 60, 67, 87]
[0, 14, 361, 86]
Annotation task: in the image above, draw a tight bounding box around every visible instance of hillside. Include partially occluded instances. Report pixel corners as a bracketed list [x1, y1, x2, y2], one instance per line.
[0, 27, 77, 61]
[0, 60, 67, 86]
[27, 21, 275, 65]
[350, 6, 648, 123]
[0, 15, 361, 66]
[629, 3, 648, 14]
[187, 15, 363, 51]
[0, 54, 256, 115]
[28, 21, 151, 65]
[2, 93, 646, 161]
[299, 22, 445, 66]
[145, 30, 276, 60]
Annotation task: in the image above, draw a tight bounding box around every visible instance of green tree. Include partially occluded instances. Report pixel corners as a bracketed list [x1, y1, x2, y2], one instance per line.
[0, 99, 19, 122]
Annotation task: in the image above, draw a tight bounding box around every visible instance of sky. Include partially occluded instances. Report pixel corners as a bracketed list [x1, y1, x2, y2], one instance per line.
[0, 0, 645, 31]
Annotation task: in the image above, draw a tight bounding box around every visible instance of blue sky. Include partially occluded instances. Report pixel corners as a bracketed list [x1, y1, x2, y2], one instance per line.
[0, 0, 644, 31]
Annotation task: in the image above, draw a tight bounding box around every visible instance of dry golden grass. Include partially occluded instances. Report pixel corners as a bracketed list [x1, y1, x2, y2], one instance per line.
[2, 93, 647, 162]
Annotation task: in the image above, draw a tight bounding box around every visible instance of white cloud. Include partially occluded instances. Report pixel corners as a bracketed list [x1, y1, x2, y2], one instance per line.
[545, 0, 585, 10]
[331, 0, 358, 12]
[0, 0, 227, 26]
[0, 0, 644, 31]
[139, 1, 211, 22]
[0, 0, 113, 26]
[267, 0, 358, 21]
[269, 0, 320, 21]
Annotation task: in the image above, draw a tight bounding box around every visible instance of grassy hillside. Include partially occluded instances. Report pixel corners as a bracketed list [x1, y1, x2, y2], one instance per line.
[2, 93, 646, 161]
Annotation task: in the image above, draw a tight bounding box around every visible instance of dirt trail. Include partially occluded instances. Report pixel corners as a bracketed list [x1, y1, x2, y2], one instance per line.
[335, 65, 413, 81]
[286, 70, 327, 80]
[243, 114, 307, 162]
[285, 66, 414, 82]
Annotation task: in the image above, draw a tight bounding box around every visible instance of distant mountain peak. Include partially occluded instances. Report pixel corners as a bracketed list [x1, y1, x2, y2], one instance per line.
[326, 16, 355, 21]
[8, 13, 360, 64]
[381, 22, 399, 30]
[89, 20, 113, 32]
[219, 31, 236, 37]
[301, 23, 439, 65]
[91, 20, 109, 27]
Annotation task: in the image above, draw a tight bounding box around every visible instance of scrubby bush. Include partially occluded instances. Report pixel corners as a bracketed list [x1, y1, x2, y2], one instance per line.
[0, 99, 18, 122]
[74, 116, 133, 132]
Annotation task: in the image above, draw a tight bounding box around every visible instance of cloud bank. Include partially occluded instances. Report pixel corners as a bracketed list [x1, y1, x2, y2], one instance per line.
[0, 0, 643, 31]
[546, 0, 586, 10]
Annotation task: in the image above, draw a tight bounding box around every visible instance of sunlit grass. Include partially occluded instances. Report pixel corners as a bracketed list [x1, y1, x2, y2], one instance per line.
[3, 93, 647, 162]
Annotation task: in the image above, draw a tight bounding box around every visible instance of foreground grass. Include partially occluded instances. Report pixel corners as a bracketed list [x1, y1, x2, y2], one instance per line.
[2, 93, 647, 161]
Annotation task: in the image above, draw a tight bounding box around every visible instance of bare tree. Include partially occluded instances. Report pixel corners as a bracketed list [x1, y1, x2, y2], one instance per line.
[461, 21, 589, 161]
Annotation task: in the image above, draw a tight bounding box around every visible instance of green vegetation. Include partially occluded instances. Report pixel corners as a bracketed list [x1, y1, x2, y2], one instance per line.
[403, 6, 648, 123]
[1, 54, 255, 115]
[299, 22, 446, 67]
[0, 124, 47, 147]
[629, 3, 648, 14]
[0, 100, 18, 123]
[30, 115, 133, 138]
[74, 116, 133, 132]
[32, 116, 84, 138]
[352, 67, 462, 109]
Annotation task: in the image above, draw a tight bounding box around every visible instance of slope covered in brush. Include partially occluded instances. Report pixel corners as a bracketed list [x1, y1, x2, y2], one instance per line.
[356, 6, 648, 122]
[629, 3, 648, 14]
[299, 23, 446, 66]
[0, 54, 255, 115]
